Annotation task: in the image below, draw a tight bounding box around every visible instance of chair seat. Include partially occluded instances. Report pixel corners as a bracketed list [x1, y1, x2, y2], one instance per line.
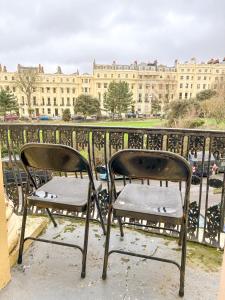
[27, 176, 102, 212]
[113, 184, 183, 224]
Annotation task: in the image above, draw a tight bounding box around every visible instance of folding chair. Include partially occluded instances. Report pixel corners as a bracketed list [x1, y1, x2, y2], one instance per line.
[17, 143, 106, 278]
[102, 149, 192, 297]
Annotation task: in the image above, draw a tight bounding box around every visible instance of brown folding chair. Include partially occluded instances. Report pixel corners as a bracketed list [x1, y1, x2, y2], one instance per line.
[102, 149, 192, 297]
[17, 143, 105, 278]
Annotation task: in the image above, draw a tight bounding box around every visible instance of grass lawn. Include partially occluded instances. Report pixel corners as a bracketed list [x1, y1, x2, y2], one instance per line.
[77, 118, 164, 128]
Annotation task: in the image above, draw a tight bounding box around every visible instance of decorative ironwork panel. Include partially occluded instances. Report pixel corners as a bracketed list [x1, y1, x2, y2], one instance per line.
[128, 132, 144, 149]
[59, 128, 73, 146]
[5, 183, 20, 212]
[92, 130, 105, 151]
[189, 135, 205, 156]
[76, 129, 89, 149]
[204, 204, 220, 245]
[188, 201, 200, 238]
[167, 134, 184, 154]
[0, 126, 8, 146]
[211, 136, 225, 159]
[42, 127, 56, 143]
[109, 132, 124, 151]
[147, 133, 163, 150]
[25, 127, 40, 143]
[97, 189, 109, 219]
[10, 126, 24, 147]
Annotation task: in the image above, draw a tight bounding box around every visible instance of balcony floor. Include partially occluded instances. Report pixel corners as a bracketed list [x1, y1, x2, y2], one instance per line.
[1, 217, 222, 300]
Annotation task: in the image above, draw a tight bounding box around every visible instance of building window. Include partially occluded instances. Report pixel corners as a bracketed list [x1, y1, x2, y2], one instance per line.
[47, 98, 51, 105]
[54, 98, 57, 106]
[111, 74, 113, 78]
[186, 76, 189, 80]
[67, 97, 70, 106]
[204, 76, 207, 80]
[185, 83, 188, 88]
[42, 97, 45, 105]
[104, 83, 108, 88]
[97, 73, 100, 78]
[72, 88, 75, 93]
[47, 108, 51, 114]
[84, 87, 88, 93]
[33, 96, 37, 106]
[197, 84, 200, 89]
[203, 84, 206, 89]
[179, 93, 182, 99]
[12, 87, 16, 92]
[67, 88, 70, 93]
[138, 93, 142, 102]
[46, 87, 50, 93]
[118, 74, 120, 78]
[41, 88, 44, 93]
[185, 93, 188, 99]
[53, 88, 56, 93]
[180, 83, 183, 88]
[72, 97, 75, 105]
[97, 83, 101, 88]
[139, 84, 142, 89]
[61, 98, 64, 106]
[61, 88, 64, 93]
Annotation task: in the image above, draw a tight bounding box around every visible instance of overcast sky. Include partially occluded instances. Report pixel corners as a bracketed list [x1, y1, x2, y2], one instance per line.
[0, 0, 225, 74]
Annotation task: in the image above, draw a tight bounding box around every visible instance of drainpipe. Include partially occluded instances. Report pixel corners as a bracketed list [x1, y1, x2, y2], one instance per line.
[0, 147, 11, 289]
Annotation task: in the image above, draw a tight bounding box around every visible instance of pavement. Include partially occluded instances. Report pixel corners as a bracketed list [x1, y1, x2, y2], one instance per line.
[0, 217, 222, 300]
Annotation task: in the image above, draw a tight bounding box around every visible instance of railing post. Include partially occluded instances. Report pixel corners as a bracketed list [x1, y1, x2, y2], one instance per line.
[0, 146, 11, 289]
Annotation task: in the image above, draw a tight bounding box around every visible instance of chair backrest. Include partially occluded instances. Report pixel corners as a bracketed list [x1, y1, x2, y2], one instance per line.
[109, 149, 192, 182]
[20, 143, 91, 174]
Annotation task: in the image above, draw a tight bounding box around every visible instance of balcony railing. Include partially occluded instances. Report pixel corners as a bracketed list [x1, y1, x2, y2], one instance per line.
[0, 123, 224, 248]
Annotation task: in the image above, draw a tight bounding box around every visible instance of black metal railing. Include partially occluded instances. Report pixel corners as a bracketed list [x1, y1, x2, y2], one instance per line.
[0, 123, 224, 247]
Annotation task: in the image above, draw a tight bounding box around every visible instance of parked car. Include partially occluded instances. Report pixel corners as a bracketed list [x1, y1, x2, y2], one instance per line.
[39, 115, 51, 121]
[126, 112, 137, 118]
[4, 114, 19, 121]
[215, 156, 225, 173]
[96, 165, 126, 181]
[2, 155, 51, 186]
[188, 151, 218, 177]
[71, 115, 85, 121]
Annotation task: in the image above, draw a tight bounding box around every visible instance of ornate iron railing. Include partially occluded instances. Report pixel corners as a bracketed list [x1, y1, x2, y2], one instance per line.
[0, 123, 224, 247]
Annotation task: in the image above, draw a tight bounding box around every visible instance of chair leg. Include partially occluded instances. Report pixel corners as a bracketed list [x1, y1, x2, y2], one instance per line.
[178, 225, 183, 246]
[102, 205, 113, 280]
[18, 206, 28, 264]
[179, 219, 187, 297]
[81, 198, 91, 278]
[46, 208, 57, 227]
[94, 193, 106, 235]
[117, 217, 124, 237]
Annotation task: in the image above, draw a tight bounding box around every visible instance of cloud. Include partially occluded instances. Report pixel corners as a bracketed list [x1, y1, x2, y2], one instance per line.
[0, 0, 225, 73]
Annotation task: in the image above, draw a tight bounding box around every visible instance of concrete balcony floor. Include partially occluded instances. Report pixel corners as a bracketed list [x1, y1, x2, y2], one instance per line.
[1, 217, 222, 300]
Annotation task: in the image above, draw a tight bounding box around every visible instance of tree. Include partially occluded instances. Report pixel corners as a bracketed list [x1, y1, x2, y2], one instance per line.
[103, 81, 133, 118]
[74, 94, 100, 118]
[62, 108, 71, 121]
[16, 68, 38, 117]
[0, 90, 18, 117]
[166, 99, 200, 127]
[196, 89, 216, 101]
[151, 97, 161, 114]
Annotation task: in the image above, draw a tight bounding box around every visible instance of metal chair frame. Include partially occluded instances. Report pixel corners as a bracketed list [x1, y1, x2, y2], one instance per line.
[17, 143, 106, 278]
[102, 149, 192, 297]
